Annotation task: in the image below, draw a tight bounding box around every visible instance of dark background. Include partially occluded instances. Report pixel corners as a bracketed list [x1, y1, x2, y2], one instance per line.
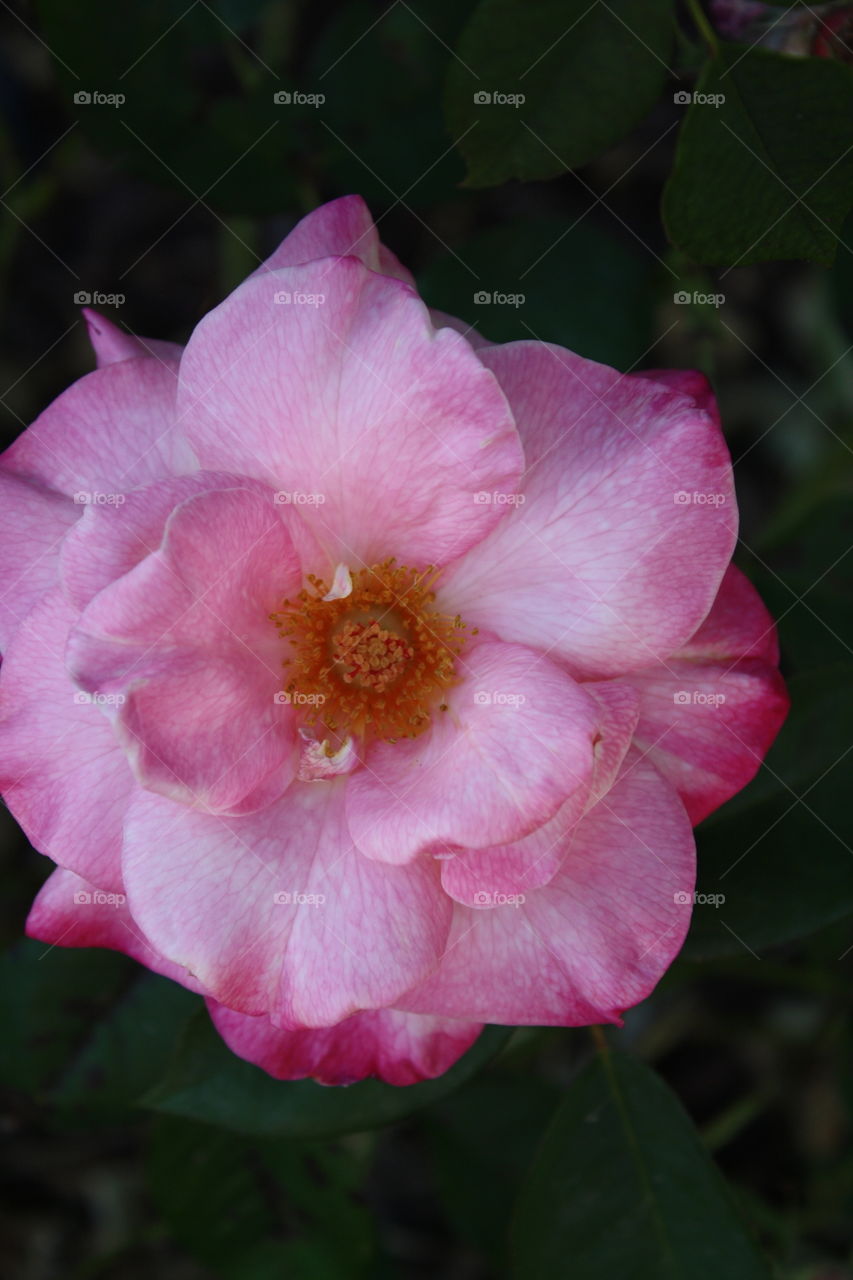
[1, 2, 852, 1277]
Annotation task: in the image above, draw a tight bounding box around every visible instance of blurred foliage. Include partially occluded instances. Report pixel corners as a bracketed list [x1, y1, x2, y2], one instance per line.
[1, 1, 853, 1278]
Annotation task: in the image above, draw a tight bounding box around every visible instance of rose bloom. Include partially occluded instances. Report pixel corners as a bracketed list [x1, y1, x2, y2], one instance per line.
[0, 197, 787, 1086]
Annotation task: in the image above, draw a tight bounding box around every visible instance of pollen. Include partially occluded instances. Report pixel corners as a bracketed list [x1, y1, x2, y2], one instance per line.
[269, 559, 473, 741]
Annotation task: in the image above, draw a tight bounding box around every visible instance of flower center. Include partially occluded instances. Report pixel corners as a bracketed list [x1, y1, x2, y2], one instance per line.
[270, 558, 472, 741]
[330, 619, 414, 692]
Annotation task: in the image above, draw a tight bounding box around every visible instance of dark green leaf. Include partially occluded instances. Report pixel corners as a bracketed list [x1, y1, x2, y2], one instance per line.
[37, 0, 296, 213]
[445, 0, 675, 186]
[307, 0, 468, 205]
[664, 47, 853, 265]
[511, 1049, 771, 1279]
[148, 1117, 285, 1279]
[145, 1008, 512, 1137]
[428, 1071, 560, 1264]
[0, 939, 129, 1094]
[50, 971, 199, 1112]
[148, 1117, 374, 1278]
[418, 216, 654, 369]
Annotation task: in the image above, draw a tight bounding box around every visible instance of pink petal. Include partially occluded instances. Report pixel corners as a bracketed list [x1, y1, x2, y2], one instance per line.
[634, 367, 720, 423]
[436, 342, 737, 678]
[677, 563, 780, 664]
[59, 471, 268, 613]
[346, 639, 600, 865]
[439, 679, 640, 904]
[83, 308, 183, 367]
[178, 257, 523, 570]
[2, 355, 192, 497]
[429, 309, 494, 348]
[209, 1001, 482, 1086]
[619, 565, 788, 824]
[0, 591, 134, 890]
[399, 753, 695, 1024]
[121, 780, 452, 1026]
[67, 485, 302, 814]
[0, 467, 77, 648]
[250, 194, 414, 285]
[26, 867, 208, 993]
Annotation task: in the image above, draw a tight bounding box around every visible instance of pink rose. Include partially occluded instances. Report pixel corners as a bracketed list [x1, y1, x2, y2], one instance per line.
[0, 197, 787, 1086]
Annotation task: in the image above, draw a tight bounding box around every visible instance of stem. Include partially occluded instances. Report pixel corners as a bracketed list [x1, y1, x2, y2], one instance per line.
[590, 1024, 610, 1056]
[685, 0, 720, 55]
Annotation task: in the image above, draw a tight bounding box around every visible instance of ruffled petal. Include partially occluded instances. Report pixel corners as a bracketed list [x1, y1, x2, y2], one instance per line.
[0, 467, 77, 648]
[437, 342, 737, 678]
[67, 485, 302, 814]
[439, 679, 640, 904]
[83, 308, 183, 367]
[346, 639, 599, 865]
[209, 1001, 482, 1086]
[250, 194, 414, 285]
[26, 867, 208, 993]
[2, 355, 193, 497]
[59, 471, 256, 612]
[399, 753, 695, 1024]
[121, 779, 452, 1026]
[178, 256, 523, 571]
[620, 566, 789, 824]
[0, 591, 134, 890]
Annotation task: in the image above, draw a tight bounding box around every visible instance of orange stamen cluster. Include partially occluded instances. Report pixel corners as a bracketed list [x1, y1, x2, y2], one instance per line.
[270, 559, 473, 741]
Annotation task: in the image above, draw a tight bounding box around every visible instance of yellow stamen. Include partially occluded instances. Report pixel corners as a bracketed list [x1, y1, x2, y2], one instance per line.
[270, 559, 468, 741]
